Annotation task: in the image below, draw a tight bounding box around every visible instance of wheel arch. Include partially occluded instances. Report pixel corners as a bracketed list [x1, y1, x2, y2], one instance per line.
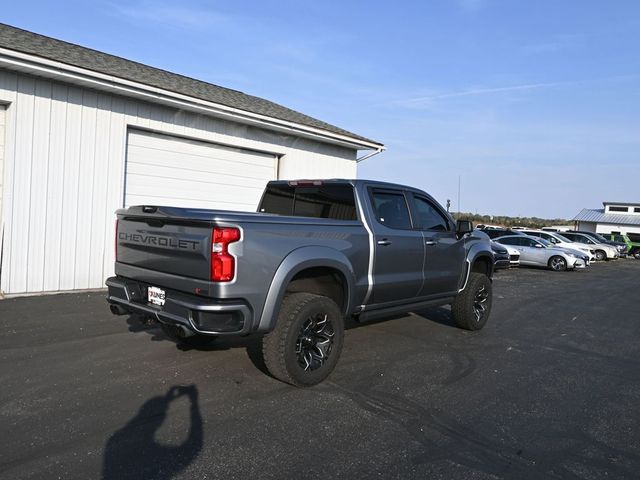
[471, 255, 493, 277]
[257, 247, 355, 333]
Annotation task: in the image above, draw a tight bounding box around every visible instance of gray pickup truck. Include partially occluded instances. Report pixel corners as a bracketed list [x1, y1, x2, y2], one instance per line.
[107, 179, 494, 386]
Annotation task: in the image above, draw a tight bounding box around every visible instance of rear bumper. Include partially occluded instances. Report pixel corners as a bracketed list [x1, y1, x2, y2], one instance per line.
[106, 276, 253, 336]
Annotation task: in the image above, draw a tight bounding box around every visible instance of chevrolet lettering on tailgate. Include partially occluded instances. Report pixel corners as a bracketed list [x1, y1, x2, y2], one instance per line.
[118, 232, 200, 251]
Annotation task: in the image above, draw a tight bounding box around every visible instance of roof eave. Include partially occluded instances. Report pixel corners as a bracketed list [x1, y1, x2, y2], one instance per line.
[0, 47, 385, 152]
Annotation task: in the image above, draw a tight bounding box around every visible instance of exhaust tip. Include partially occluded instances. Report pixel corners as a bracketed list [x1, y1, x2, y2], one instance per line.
[109, 304, 129, 316]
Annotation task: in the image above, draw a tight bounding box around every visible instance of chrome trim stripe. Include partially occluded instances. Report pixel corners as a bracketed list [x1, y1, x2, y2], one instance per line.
[355, 187, 375, 308]
[458, 259, 472, 293]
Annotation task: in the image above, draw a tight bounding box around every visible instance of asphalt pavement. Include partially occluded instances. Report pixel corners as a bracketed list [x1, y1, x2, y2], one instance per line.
[1, 260, 639, 479]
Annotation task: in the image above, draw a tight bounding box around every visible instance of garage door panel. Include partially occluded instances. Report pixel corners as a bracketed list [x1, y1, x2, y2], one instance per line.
[125, 130, 276, 211]
[127, 142, 275, 170]
[127, 173, 265, 198]
[125, 163, 269, 189]
[128, 132, 275, 167]
[126, 145, 274, 180]
[125, 194, 254, 211]
[126, 181, 264, 209]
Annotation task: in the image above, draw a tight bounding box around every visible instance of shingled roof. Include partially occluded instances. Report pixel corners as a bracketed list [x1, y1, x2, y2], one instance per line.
[0, 23, 381, 147]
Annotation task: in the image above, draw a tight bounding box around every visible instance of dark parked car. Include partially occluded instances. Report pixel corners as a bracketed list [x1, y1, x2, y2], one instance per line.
[477, 228, 525, 240]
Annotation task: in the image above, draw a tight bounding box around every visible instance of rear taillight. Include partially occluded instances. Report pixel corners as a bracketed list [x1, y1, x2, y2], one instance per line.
[115, 219, 119, 261]
[211, 227, 241, 282]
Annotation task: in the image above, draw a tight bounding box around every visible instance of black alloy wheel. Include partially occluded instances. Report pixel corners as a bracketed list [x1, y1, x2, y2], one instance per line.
[295, 313, 335, 371]
[472, 284, 490, 323]
[262, 292, 345, 387]
[451, 272, 492, 331]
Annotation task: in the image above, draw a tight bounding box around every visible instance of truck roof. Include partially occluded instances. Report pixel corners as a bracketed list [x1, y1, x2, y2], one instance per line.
[267, 178, 429, 193]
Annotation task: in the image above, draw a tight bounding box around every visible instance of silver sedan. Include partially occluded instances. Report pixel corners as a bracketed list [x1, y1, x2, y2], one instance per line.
[495, 235, 586, 271]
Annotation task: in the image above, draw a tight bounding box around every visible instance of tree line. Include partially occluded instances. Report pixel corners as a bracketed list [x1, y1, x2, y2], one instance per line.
[452, 212, 572, 229]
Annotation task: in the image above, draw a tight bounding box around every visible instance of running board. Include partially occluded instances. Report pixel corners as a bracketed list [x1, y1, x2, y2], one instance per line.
[356, 297, 456, 323]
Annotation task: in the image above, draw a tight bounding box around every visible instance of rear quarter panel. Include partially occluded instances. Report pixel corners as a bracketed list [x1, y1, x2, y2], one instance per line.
[224, 220, 370, 328]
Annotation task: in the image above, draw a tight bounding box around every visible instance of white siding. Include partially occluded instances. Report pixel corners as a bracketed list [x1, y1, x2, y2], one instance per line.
[594, 223, 640, 236]
[0, 69, 358, 295]
[0, 104, 5, 249]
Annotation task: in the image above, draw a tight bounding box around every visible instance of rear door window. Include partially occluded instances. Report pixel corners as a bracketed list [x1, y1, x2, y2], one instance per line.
[259, 184, 357, 220]
[498, 237, 521, 246]
[370, 190, 412, 229]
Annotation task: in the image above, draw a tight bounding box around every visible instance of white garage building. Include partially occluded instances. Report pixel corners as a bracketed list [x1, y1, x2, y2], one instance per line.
[0, 24, 383, 296]
[573, 202, 640, 236]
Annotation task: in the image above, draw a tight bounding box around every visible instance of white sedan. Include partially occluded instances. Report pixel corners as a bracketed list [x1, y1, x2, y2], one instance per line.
[495, 235, 586, 271]
[519, 229, 594, 263]
[504, 245, 521, 267]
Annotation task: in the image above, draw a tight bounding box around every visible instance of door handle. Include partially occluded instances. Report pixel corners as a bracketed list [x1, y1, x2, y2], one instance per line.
[377, 239, 392, 246]
[425, 240, 436, 246]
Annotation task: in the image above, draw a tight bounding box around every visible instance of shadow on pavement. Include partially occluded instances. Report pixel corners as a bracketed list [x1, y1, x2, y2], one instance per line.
[412, 306, 457, 328]
[102, 385, 203, 480]
[121, 306, 456, 381]
[125, 315, 270, 376]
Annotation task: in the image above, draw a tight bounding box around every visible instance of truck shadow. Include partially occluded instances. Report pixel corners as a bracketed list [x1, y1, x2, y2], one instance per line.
[411, 306, 457, 328]
[124, 315, 271, 375]
[345, 306, 457, 330]
[102, 384, 203, 480]
[123, 308, 458, 379]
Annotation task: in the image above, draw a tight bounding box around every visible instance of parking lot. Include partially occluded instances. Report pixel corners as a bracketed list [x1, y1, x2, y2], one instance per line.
[1, 260, 639, 479]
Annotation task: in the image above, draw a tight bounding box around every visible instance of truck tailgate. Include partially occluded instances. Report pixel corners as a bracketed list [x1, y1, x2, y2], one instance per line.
[116, 214, 212, 280]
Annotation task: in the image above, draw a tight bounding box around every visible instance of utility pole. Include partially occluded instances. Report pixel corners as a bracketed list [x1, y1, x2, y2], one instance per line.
[457, 175, 461, 217]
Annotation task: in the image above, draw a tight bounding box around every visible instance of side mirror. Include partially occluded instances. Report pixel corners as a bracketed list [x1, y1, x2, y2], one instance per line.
[456, 220, 473, 236]
[534, 244, 544, 248]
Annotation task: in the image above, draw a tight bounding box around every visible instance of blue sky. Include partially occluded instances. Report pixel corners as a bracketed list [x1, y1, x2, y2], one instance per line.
[4, 0, 640, 218]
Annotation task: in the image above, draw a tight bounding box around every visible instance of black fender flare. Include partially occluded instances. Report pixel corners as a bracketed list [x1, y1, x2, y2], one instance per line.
[256, 246, 356, 332]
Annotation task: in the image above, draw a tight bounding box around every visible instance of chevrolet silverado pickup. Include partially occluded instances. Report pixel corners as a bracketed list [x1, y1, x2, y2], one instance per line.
[106, 179, 494, 386]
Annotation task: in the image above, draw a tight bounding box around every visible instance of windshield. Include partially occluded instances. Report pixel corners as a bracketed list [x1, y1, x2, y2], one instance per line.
[537, 238, 553, 247]
[554, 233, 572, 243]
[590, 233, 609, 242]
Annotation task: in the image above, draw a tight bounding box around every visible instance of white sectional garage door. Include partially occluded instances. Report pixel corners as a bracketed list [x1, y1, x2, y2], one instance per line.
[125, 129, 278, 211]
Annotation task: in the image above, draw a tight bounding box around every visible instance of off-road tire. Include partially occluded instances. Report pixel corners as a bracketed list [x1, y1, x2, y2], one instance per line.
[451, 273, 492, 331]
[159, 322, 217, 347]
[548, 256, 568, 271]
[262, 292, 344, 387]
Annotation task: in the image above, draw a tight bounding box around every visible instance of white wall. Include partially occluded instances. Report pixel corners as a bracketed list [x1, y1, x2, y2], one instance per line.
[0, 104, 5, 240]
[594, 223, 640, 235]
[577, 222, 597, 233]
[0, 69, 358, 295]
[604, 205, 640, 216]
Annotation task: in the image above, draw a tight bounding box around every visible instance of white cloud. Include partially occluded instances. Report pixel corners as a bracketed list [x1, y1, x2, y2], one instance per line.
[394, 82, 567, 108]
[110, 1, 232, 30]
